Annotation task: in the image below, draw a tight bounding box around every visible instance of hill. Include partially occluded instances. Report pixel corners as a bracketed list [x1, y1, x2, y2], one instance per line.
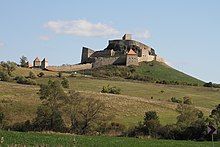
[82, 61, 204, 86]
[1, 73, 220, 127]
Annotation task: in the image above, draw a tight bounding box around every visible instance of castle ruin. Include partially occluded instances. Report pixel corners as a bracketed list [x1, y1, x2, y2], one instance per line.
[81, 34, 164, 68]
[43, 34, 165, 72]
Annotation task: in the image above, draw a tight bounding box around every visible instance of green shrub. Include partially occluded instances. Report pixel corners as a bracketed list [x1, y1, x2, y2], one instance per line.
[171, 97, 182, 103]
[28, 71, 37, 79]
[98, 122, 126, 135]
[37, 72, 45, 77]
[61, 77, 69, 88]
[183, 96, 192, 105]
[58, 72, 62, 78]
[15, 76, 36, 85]
[101, 85, 121, 94]
[203, 82, 213, 87]
[0, 71, 11, 82]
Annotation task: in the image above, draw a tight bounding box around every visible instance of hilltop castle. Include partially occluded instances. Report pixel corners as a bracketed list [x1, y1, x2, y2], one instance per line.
[44, 34, 165, 72]
[81, 34, 164, 68]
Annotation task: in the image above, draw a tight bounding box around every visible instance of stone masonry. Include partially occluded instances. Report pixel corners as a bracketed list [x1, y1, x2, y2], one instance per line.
[81, 34, 165, 68]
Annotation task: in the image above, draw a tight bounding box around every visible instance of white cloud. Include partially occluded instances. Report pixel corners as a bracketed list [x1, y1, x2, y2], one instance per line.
[0, 42, 5, 48]
[39, 35, 51, 41]
[44, 19, 119, 37]
[134, 30, 151, 39]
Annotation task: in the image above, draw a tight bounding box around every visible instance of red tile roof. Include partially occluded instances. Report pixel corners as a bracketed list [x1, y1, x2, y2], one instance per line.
[127, 49, 136, 55]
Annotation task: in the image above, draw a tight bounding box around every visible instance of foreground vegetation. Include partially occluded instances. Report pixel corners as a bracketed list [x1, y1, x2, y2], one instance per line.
[1, 130, 219, 147]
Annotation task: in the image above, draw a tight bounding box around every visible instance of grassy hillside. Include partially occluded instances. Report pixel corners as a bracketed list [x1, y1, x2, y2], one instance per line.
[37, 77, 220, 111]
[83, 61, 204, 86]
[1, 75, 220, 127]
[0, 66, 219, 127]
[1, 130, 219, 147]
[0, 81, 177, 126]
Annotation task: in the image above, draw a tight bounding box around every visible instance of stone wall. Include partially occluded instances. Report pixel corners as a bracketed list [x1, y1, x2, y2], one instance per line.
[90, 49, 111, 58]
[109, 40, 151, 51]
[126, 55, 138, 66]
[138, 55, 155, 63]
[92, 55, 126, 68]
[81, 47, 95, 63]
[46, 63, 92, 72]
[155, 55, 165, 62]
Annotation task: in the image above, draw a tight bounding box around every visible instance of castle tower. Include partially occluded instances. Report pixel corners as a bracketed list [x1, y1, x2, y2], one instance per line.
[122, 34, 132, 40]
[33, 57, 41, 68]
[81, 47, 95, 63]
[41, 58, 48, 69]
[126, 49, 138, 66]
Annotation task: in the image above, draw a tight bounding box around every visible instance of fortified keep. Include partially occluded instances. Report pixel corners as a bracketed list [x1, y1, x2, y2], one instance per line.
[81, 34, 164, 68]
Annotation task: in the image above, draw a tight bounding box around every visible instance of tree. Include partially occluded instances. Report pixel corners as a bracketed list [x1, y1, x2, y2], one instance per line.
[143, 111, 160, 137]
[20, 56, 28, 67]
[64, 91, 106, 134]
[33, 104, 65, 132]
[0, 61, 17, 76]
[61, 77, 69, 88]
[144, 111, 159, 122]
[209, 104, 220, 127]
[39, 80, 66, 107]
[35, 80, 67, 132]
[176, 104, 203, 127]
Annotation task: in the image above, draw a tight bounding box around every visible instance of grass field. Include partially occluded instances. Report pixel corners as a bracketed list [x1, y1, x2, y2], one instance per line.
[0, 130, 219, 147]
[85, 61, 205, 86]
[1, 66, 220, 127]
[37, 76, 220, 110]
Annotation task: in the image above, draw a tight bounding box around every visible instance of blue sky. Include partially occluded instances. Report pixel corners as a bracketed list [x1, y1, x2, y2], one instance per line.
[0, 0, 219, 83]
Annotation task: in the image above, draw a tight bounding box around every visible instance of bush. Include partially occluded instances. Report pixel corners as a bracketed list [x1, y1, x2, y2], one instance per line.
[101, 85, 121, 94]
[15, 76, 36, 85]
[37, 72, 45, 77]
[0, 61, 17, 76]
[204, 82, 213, 87]
[0, 71, 11, 82]
[0, 112, 4, 128]
[183, 96, 192, 105]
[8, 120, 32, 132]
[61, 77, 69, 88]
[171, 97, 182, 103]
[28, 71, 37, 79]
[58, 72, 62, 78]
[127, 111, 161, 138]
[98, 122, 126, 135]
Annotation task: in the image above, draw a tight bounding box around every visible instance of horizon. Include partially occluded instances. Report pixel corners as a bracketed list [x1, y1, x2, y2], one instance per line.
[0, 0, 219, 83]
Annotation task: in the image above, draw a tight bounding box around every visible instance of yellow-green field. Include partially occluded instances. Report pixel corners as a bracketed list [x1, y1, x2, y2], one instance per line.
[1, 67, 220, 127]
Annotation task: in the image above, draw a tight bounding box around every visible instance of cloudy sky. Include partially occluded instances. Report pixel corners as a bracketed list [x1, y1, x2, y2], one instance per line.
[0, 0, 219, 83]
